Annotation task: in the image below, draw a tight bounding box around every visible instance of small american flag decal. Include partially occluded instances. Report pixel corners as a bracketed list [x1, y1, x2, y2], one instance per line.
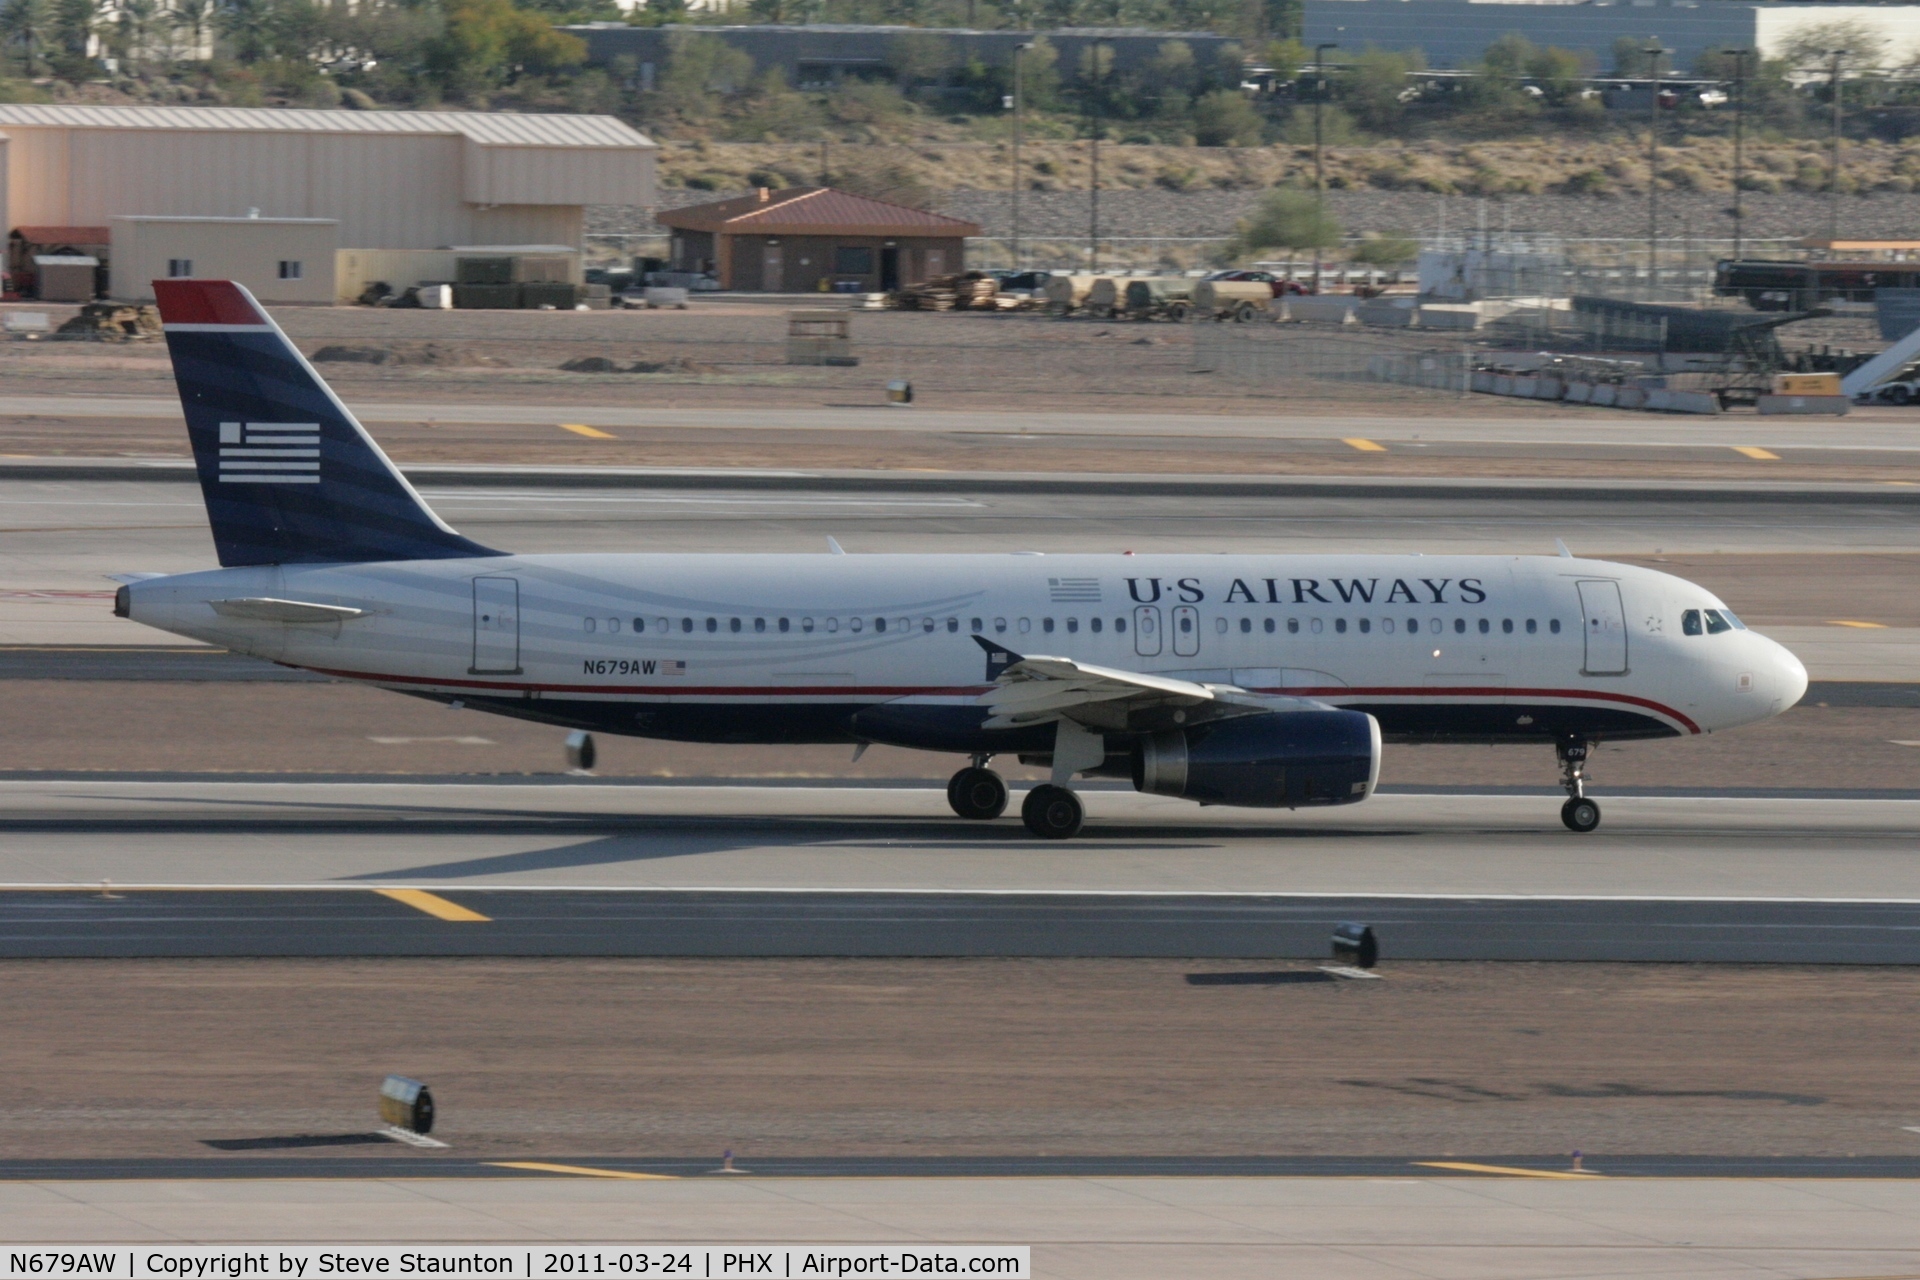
[218, 421, 321, 484]
[1048, 576, 1101, 603]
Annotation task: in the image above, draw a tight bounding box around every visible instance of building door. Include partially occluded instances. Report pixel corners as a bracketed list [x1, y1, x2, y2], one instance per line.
[1133, 605, 1161, 657]
[761, 243, 784, 291]
[472, 576, 521, 674]
[1577, 579, 1628, 675]
[1172, 605, 1200, 657]
[881, 246, 900, 291]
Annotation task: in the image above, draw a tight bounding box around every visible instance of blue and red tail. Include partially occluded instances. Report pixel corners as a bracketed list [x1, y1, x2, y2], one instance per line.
[154, 279, 498, 567]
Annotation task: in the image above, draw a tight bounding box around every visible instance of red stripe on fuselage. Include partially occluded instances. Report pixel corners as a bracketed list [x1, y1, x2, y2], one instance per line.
[295, 665, 1701, 733]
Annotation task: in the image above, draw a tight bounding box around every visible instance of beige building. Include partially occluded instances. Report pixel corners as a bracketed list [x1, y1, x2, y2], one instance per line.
[111, 216, 340, 304]
[0, 104, 653, 300]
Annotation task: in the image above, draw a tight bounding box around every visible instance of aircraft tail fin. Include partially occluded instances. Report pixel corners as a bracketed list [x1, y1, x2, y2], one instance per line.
[154, 279, 498, 567]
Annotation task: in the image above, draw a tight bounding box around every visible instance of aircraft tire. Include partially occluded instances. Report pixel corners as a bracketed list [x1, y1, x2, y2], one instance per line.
[948, 767, 1009, 821]
[1022, 785, 1084, 839]
[1561, 797, 1601, 833]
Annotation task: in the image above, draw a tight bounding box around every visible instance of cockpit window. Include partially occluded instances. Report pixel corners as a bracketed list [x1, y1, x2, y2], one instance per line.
[1682, 609, 1703, 636]
[1703, 608, 1733, 634]
[1720, 609, 1747, 630]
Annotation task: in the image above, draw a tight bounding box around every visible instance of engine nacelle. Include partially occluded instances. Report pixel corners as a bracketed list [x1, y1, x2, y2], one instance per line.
[1132, 710, 1381, 808]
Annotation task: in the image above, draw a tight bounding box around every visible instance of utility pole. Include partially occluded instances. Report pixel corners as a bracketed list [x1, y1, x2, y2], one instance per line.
[1731, 48, 1750, 262]
[1313, 41, 1337, 293]
[1085, 41, 1108, 272]
[1010, 40, 1034, 271]
[1646, 40, 1665, 299]
[1828, 48, 1847, 243]
[819, 136, 829, 187]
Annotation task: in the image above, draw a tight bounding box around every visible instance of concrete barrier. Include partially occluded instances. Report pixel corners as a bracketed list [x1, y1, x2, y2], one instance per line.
[1758, 394, 1851, 415]
[1564, 381, 1593, 404]
[1283, 297, 1358, 324]
[1414, 304, 1480, 331]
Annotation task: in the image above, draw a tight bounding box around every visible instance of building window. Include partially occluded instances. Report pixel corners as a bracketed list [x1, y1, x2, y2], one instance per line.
[167, 259, 192, 277]
[277, 260, 303, 280]
[835, 246, 874, 275]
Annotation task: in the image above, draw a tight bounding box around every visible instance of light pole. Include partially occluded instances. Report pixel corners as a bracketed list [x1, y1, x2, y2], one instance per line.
[1010, 40, 1035, 272]
[1645, 40, 1666, 298]
[1086, 42, 1109, 272]
[1313, 41, 1337, 292]
[1828, 48, 1847, 243]
[1730, 48, 1751, 262]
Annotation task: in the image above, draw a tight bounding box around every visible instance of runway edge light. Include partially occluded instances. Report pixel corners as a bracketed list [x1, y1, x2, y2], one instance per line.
[1332, 922, 1378, 970]
[379, 1074, 435, 1135]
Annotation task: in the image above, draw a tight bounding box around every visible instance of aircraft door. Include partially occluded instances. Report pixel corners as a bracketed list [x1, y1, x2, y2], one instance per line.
[1577, 579, 1628, 675]
[1133, 605, 1162, 657]
[1172, 605, 1200, 657]
[471, 575, 521, 674]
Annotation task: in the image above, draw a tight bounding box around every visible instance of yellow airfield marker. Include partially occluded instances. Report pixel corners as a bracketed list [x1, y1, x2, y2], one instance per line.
[1731, 446, 1780, 460]
[1828, 620, 1889, 629]
[1414, 1161, 1605, 1180]
[1342, 438, 1387, 453]
[487, 1162, 676, 1180]
[374, 888, 491, 921]
[560, 423, 616, 439]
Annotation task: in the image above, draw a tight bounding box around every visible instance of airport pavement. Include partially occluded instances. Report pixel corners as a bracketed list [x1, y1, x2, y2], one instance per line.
[4, 1173, 1918, 1279]
[5, 784, 1920, 960]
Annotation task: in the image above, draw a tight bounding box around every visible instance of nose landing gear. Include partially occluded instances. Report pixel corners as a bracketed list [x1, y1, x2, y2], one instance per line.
[947, 755, 1008, 820]
[1557, 737, 1601, 832]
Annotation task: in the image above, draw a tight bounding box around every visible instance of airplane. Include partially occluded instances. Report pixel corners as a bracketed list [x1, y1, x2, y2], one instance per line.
[115, 280, 1810, 839]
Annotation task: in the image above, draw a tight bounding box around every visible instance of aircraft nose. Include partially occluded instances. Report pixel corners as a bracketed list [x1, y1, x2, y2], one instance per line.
[1768, 635, 1809, 710]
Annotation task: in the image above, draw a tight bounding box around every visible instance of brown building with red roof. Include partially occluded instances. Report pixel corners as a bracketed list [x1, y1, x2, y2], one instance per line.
[656, 187, 980, 293]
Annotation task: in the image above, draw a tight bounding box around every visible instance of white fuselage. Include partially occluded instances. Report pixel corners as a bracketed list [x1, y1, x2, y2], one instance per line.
[125, 551, 1808, 749]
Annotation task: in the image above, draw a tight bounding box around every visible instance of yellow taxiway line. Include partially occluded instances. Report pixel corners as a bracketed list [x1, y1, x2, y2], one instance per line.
[1413, 1161, 1605, 1180]
[1732, 446, 1781, 460]
[486, 1162, 677, 1180]
[560, 423, 617, 439]
[1342, 437, 1387, 453]
[374, 888, 491, 922]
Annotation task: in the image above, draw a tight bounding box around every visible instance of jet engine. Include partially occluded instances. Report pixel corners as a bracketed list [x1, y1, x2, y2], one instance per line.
[1132, 710, 1380, 808]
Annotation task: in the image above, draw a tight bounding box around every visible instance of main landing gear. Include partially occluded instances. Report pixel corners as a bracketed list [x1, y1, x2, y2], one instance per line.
[947, 757, 1008, 821]
[1557, 737, 1601, 833]
[946, 756, 1085, 838]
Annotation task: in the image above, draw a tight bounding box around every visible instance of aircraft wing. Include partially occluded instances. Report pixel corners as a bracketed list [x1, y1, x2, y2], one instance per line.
[973, 637, 1297, 733]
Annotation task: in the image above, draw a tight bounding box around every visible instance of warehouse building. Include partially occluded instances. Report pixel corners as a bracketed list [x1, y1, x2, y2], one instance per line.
[1306, 0, 1920, 72]
[657, 188, 980, 292]
[0, 104, 655, 302]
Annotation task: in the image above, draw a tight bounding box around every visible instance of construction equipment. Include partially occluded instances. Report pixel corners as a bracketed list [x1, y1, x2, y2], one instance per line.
[1122, 277, 1194, 321]
[1841, 321, 1920, 401]
[1192, 278, 1271, 322]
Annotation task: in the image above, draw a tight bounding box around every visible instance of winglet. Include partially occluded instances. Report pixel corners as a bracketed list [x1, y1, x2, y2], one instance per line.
[972, 634, 1022, 681]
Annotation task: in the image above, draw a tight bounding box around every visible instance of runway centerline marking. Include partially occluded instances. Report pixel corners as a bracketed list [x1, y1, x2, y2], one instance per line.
[487, 1162, 675, 1180]
[559, 424, 617, 440]
[1733, 446, 1781, 461]
[1342, 438, 1388, 453]
[1414, 1161, 1605, 1179]
[374, 888, 490, 922]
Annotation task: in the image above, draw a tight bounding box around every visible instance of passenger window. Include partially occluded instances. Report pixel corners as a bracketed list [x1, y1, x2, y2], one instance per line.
[897, 617, 909, 634]
[1288, 618, 1300, 634]
[1018, 618, 1031, 634]
[1309, 618, 1323, 634]
[705, 618, 717, 633]
[875, 618, 887, 633]
[1264, 617, 1275, 633]
[729, 618, 742, 633]
[584, 617, 596, 633]
[1382, 618, 1394, 634]
[1115, 618, 1127, 634]
[1453, 618, 1466, 634]
[1412, 618, 1424, 634]
[1359, 618, 1371, 634]
[801, 617, 814, 633]
[1704, 609, 1733, 635]
[1477, 618, 1489, 634]
[1335, 618, 1347, 634]
[971, 618, 983, 633]
[1239, 617, 1252, 634]
[608, 618, 620, 634]
[1429, 619, 1442, 634]
[1550, 619, 1561, 634]
[1526, 618, 1537, 634]
[754, 618, 766, 633]
[1066, 618, 1079, 633]
[1682, 609, 1703, 636]
[994, 618, 1007, 633]
[1502, 618, 1513, 634]
[825, 618, 838, 633]
[1212, 616, 1226, 634]
[923, 618, 935, 633]
[633, 617, 646, 633]
[947, 618, 959, 633]
[851, 618, 864, 633]
[779, 618, 790, 633]
[1043, 618, 1055, 633]
[681, 618, 693, 633]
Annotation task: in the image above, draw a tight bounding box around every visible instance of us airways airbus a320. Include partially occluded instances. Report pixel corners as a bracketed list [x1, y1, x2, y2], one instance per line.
[116, 280, 1809, 838]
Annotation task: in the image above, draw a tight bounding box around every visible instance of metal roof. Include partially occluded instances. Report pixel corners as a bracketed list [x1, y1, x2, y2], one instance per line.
[0, 104, 653, 149]
[659, 188, 980, 237]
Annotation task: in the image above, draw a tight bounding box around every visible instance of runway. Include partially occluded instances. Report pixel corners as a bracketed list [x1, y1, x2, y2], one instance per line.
[5, 782, 1920, 961]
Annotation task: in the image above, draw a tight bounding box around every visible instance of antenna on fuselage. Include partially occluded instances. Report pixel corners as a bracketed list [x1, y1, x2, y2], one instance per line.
[1555, 539, 1573, 559]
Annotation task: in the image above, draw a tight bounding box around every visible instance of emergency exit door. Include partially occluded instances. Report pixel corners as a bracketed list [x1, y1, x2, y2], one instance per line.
[471, 575, 521, 674]
[1577, 579, 1627, 675]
